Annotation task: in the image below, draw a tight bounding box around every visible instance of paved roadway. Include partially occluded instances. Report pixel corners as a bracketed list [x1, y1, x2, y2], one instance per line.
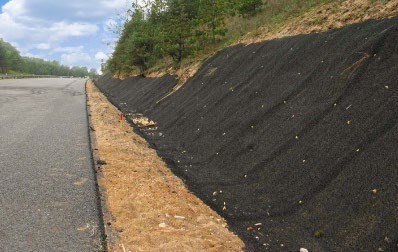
[0, 78, 104, 251]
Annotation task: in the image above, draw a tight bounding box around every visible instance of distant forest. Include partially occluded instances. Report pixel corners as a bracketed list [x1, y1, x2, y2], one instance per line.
[0, 38, 97, 77]
[107, 0, 264, 75]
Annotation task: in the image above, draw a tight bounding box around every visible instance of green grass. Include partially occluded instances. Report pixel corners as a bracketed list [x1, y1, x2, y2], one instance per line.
[225, 0, 335, 40]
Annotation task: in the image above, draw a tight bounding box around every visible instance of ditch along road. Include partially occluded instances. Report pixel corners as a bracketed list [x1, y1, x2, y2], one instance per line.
[0, 78, 104, 251]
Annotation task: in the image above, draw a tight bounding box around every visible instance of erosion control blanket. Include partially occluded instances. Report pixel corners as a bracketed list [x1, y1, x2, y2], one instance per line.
[96, 17, 398, 251]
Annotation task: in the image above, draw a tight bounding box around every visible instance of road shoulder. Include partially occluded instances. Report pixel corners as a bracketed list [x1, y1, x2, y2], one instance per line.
[86, 80, 244, 251]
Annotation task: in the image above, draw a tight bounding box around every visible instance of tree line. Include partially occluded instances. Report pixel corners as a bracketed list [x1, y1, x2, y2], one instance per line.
[0, 38, 98, 77]
[106, 0, 263, 75]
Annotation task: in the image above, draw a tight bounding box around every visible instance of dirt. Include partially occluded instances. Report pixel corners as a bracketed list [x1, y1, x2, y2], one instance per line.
[96, 16, 398, 251]
[86, 80, 244, 252]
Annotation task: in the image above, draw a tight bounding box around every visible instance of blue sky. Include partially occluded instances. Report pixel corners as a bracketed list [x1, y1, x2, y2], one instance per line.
[0, 0, 131, 72]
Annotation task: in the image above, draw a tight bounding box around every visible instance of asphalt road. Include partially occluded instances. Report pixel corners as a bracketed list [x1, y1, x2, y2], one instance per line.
[0, 78, 104, 251]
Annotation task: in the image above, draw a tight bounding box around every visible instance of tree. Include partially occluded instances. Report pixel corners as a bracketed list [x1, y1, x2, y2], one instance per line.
[162, 0, 199, 63]
[235, 0, 264, 17]
[105, 0, 264, 74]
[197, 0, 229, 44]
[0, 38, 22, 74]
[125, 7, 160, 73]
[0, 41, 7, 73]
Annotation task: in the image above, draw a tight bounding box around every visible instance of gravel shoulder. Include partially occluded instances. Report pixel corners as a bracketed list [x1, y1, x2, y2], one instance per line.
[86, 80, 244, 251]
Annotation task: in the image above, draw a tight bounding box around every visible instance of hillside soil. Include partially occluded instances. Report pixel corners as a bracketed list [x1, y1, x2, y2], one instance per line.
[241, 0, 398, 44]
[86, 80, 244, 251]
[96, 16, 398, 251]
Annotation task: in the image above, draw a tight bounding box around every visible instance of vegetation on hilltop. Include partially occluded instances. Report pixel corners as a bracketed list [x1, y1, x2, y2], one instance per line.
[106, 0, 265, 76]
[106, 0, 398, 78]
[105, 0, 338, 76]
[0, 38, 98, 77]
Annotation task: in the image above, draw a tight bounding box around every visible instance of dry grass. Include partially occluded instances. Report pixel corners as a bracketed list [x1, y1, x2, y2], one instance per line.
[240, 0, 398, 43]
[86, 80, 244, 252]
[155, 62, 202, 104]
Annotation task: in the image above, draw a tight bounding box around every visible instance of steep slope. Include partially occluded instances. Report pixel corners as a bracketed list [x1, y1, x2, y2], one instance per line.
[96, 17, 398, 251]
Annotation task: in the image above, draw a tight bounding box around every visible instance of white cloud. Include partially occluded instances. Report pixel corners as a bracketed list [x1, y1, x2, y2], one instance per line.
[49, 22, 98, 39]
[61, 52, 92, 67]
[56, 46, 94, 67]
[2, 0, 26, 17]
[53, 46, 84, 53]
[36, 43, 51, 50]
[95, 51, 108, 61]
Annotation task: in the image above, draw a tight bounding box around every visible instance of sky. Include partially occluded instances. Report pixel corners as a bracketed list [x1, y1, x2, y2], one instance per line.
[0, 0, 132, 73]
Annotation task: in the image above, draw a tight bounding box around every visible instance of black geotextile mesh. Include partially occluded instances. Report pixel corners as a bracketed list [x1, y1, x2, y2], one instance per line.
[96, 17, 398, 251]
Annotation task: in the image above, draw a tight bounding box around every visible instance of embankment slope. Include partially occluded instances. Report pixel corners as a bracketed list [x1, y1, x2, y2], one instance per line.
[96, 17, 398, 251]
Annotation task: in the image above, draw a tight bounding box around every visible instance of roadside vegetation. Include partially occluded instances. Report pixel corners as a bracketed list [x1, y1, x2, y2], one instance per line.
[105, 0, 335, 76]
[0, 38, 98, 77]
